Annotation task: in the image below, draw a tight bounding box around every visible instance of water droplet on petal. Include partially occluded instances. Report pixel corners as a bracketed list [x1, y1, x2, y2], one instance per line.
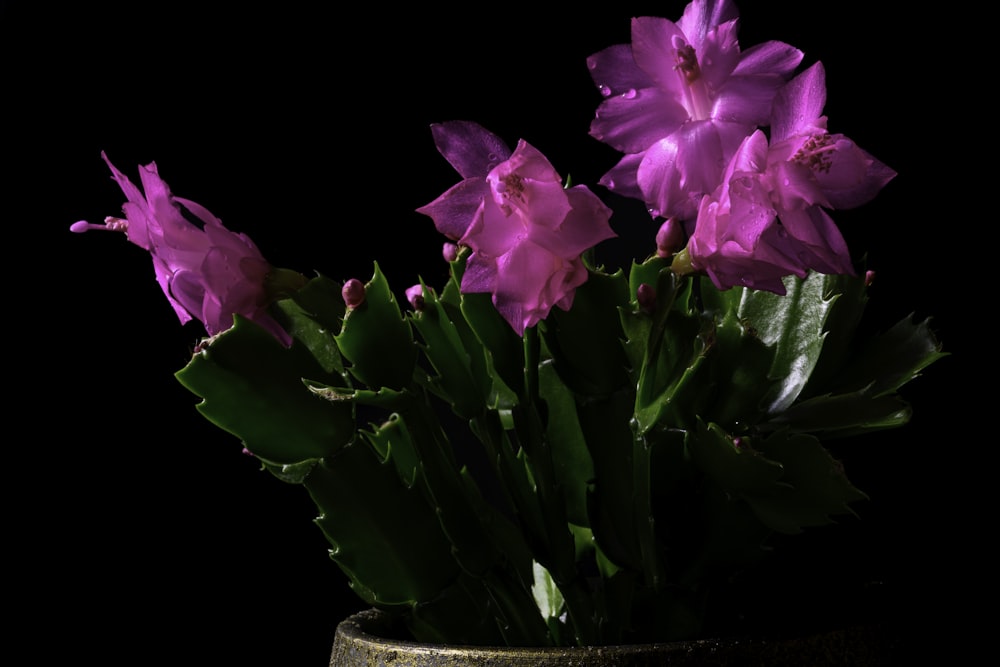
[622, 88, 637, 99]
[587, 57, 598, 70]
[599, 84, 611, 97]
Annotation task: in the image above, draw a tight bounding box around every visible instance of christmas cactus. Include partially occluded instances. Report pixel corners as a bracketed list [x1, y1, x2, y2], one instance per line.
[71, 0, 944, 648]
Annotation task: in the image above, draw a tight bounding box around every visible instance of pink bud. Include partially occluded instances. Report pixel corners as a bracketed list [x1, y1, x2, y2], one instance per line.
[637, 283, 656, 313]
[865, 270, 876, 286]
[342, 278, 366, 308]
[405, 284, 425, 311]
[442, 242, 459, 263]
[655, 218, 684, 257]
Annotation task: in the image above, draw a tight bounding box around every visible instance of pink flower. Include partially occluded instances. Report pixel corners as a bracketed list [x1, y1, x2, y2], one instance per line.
[458, 137, 616, 335]
[71, 152, 290, 345]
[415, 121, 513, 241]
[687, 62, 896, 293]
[587, 0, 802, 221]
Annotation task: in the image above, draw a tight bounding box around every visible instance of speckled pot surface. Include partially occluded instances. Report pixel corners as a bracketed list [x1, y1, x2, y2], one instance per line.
[329, 608, 897, 666]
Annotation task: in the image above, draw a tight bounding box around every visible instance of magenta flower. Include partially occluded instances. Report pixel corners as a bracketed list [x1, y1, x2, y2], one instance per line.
[587, 0, 802, 221]
[458, 137, 616, 335]
[71, 152, 290, 345]
[415, 121, 513, 241]
[686, 62, 896, 293]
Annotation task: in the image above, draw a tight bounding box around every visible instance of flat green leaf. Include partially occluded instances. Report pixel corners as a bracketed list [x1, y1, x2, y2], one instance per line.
[531, 560, 565, 620]
[460, 291, 525, 402]
[272, 274, 347, 377]
[538, 359, 594, 525]
[687, 421, 784, 497]
[542, 269, 630, 397]
[305, 441, 459, 606]
[175, 315, 354, 465]
[750, 430, 868, 534]
[737, 272, 835, 413]
[335, 262, 417, 390]
[409, 283, 486, 419]
[621, 264, 705, 433]
[766, 389, 914, 438]
[820, 313, 947, 397]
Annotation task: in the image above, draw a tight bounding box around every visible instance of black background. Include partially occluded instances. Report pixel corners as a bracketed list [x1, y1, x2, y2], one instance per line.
[5, 1, 974, 664]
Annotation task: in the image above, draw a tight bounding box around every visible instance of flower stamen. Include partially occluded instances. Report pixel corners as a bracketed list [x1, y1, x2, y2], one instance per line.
[672, 38, 712, 120]
[791, 133, 836, 174]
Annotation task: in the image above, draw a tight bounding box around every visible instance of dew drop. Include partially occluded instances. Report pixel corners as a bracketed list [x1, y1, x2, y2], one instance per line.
[587, 56, 598, 70]
[622, 88, 637, 99]
[599, 84, 611, 97]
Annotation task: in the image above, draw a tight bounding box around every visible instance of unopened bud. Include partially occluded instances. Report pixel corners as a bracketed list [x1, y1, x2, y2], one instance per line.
[405, 284, 425, 311]
[342, 278, 366, 309]
[865, 270, 876, 286]
[637, 283, 656, 313]
[443, 242, 459, 263]
[655, 218, 684, 257]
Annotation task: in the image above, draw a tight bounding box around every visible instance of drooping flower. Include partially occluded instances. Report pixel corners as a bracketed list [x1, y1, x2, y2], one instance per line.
[71, 152, 292, 345]
[685, 62, 896, 293]
[587, 0, 802, 221]
[459, 138, 616, 335]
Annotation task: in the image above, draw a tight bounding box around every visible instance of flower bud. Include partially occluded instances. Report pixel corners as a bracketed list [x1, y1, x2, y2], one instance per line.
[656, 218, 685, 257]
[405, 284, 425, 311]
[443, 242, 459, 263]
[342, 278, 366, 309]
[636, 283, 656, 313]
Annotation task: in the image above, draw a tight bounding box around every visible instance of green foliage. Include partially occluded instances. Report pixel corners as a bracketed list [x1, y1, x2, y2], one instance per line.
[175, 258, 945, 647]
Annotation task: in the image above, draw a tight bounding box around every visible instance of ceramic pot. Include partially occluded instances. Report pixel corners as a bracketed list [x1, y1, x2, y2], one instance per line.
[329, 608, 896, 666]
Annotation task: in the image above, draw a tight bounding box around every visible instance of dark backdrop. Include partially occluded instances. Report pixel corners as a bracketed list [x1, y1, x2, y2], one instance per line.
[5, 1, 971, 664]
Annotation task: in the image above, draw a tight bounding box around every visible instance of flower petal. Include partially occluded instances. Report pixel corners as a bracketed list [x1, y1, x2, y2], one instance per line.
[430, 120, 511, 180]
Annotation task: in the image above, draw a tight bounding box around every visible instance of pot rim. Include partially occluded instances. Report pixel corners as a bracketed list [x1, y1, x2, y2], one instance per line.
[330, 608, 894, 667]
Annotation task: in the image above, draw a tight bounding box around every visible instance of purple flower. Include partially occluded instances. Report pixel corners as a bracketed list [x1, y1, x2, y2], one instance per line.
[460, 139, 616, 335]
[415, 121, 513, 241]
[417, 121, 617, 335]
[71, 152, 290, 345]
[686, 62, 896, 293]
[587, 0, 802, 221]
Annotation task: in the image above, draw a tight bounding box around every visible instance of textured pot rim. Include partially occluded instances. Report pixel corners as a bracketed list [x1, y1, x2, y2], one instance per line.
[330, 608, 895, 667]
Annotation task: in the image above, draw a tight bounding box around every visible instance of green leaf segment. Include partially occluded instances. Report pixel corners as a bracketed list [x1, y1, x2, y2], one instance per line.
[175, 256, 945, 647]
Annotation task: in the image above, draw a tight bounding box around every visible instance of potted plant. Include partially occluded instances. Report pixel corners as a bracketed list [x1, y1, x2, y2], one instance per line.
[68, 1, 945, 663]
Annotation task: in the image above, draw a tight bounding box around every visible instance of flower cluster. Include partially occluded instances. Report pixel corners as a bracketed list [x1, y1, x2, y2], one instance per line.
[72, 0, 942, 650]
